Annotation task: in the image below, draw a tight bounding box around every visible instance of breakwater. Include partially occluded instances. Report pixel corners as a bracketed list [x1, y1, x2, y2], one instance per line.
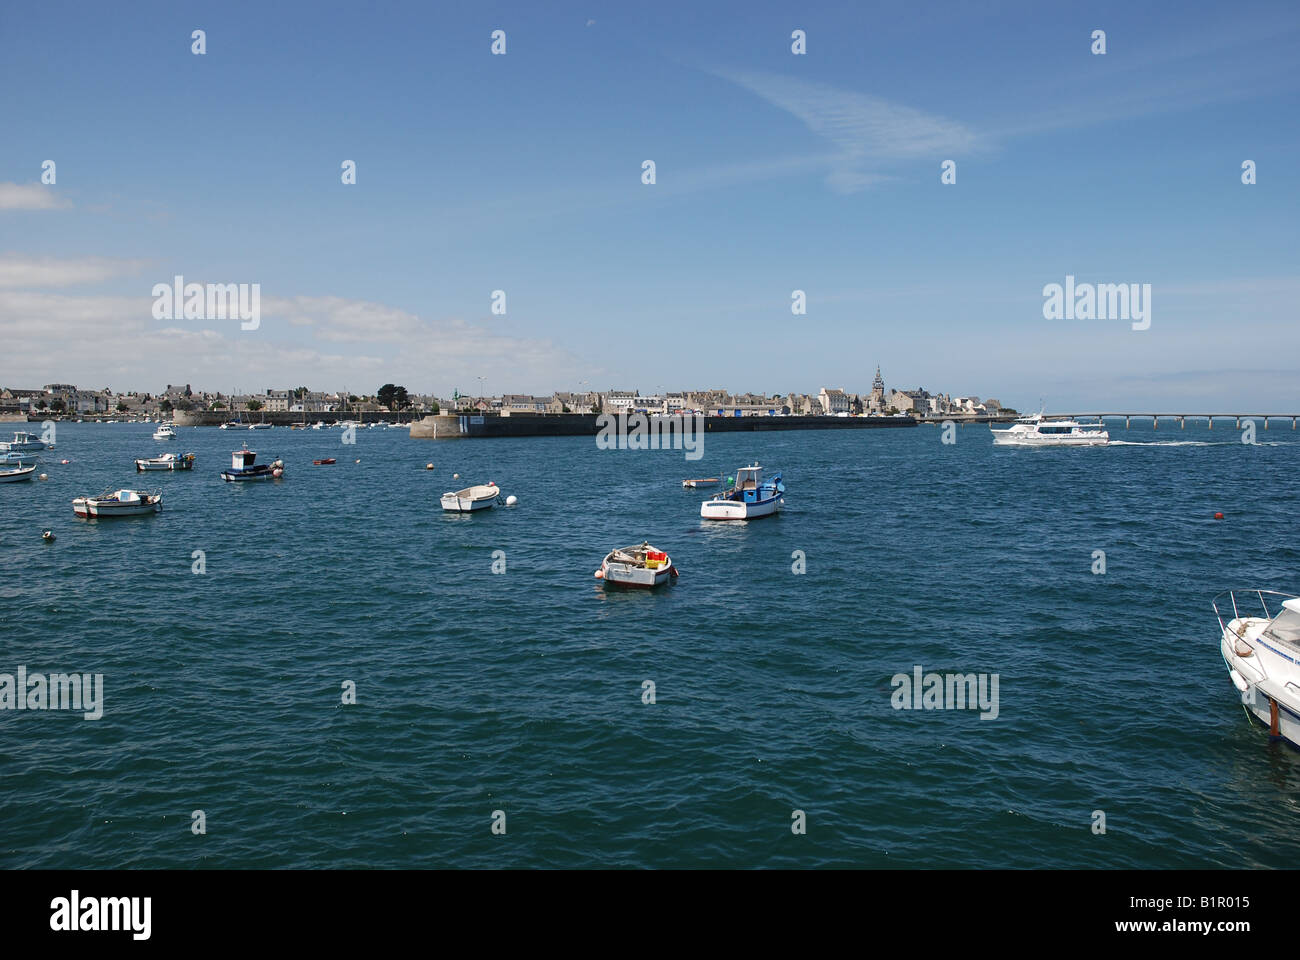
[172, 410, 408, 427]
[409, 413, 917, 438]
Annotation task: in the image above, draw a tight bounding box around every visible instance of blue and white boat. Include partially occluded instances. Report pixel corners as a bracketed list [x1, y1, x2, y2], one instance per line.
[700, 463, 784, 520]
[220, 447, 284, 482]
[0, 431, 47, 453]
[0, 451, 40, 466]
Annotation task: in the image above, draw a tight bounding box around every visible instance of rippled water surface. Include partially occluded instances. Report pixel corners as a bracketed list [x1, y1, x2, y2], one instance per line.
[3, 420, 1299, 868]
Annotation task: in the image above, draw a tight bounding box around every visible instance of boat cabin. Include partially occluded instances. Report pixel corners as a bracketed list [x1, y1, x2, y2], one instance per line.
[231, 448, 258, 470]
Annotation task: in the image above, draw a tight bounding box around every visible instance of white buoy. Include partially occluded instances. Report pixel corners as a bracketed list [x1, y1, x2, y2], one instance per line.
[505, 495, 518, 506]
[38, 473, 48, 481]
[453, 473, 459, 479]
[425, 463, 434, 470]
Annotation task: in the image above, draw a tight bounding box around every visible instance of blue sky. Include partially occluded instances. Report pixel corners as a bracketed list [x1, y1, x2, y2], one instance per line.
[2, 0, 1297, 409]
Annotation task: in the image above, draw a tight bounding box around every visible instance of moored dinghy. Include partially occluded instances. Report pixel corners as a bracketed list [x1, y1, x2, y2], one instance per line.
[136, 452, 195, 471]
[72, 489, 162, 517]
[596, 542, 677, 588]
[440, 482, 500, 512]
[700, 463, 784, 520]
[0, 465, 36, 483]
[682, 477, 721, 488]
[220, 447, 284, 482]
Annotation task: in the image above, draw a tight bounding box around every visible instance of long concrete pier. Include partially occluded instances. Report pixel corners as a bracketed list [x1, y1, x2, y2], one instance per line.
[1054, 414, 1300, 430]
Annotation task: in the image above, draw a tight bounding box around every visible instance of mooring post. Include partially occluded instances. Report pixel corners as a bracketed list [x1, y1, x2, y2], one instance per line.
[1236, 416, 1241, 430]
[1208, 417, 1213, 430]
[1179, 416, 1185, 430]
[1125, 416, 1130, 429]
[1153, 416, 1158, 430]
[1265, 417, 1269, 431]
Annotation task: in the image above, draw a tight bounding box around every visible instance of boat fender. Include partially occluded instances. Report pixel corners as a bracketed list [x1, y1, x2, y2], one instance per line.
[1234, 639, 1254, 657]
[594, 569, 604, 579]
[1229, 669, 1249, 693]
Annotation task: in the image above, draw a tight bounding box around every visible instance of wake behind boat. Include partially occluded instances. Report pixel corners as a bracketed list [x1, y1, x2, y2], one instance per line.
[596, 542, 677, 588]
[441, 482, 500, 512]
[991, 414, 1109, 447]
[700, 463, 784, 520]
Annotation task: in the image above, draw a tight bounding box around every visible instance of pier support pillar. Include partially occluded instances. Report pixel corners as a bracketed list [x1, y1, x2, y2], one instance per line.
[1208, 417, 1212, 430]
[1153, 416, 1158, 430]
[1179, 416, 1185, 430]
[1265, 417, 1269, 430]
[1125, 416, 1130, 429]
[1236, 417, 1241, 430]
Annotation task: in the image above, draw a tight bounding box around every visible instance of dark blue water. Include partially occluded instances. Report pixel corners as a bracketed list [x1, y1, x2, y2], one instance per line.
[2, 420, 1298, 868]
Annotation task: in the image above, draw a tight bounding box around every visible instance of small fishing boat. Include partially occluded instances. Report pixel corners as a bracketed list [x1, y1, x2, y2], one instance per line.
[72, 489, 162, 517]
[135, 452, 195, 471]
[0, 451, 39, 466]
[440, 482, 500, 512]
[0, 431, 47, 453]
[0, 465, 36, 483]
[153, 423, 177, 440]
[700, 463, 784, 520]
[596, 542, 677, 589]
[220, 448, 284, 482]
[313, 458, 336, 465]
[682, 477, 721, 489]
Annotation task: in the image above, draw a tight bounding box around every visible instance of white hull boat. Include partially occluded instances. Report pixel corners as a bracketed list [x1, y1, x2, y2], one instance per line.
[1, 451, 39, 466]
[72, 489, 162, 517]
[596, 542, 677, 588]
[153, 424, 177, 440]
[991, 415, 1108, 447]
[136, 452, 195, 471]
[700, 463, 784, 520]
[682, 477, 721, 489]
[0, 431, 47, 453]
[0, 465, 36, 483]
[441, 483, 500, 512]
[1216, 590, 1300, 748]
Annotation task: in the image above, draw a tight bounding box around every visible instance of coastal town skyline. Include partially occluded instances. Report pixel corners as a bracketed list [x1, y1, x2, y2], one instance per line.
[0, 368, 1009, 420]
[3, 2, 1297, 410]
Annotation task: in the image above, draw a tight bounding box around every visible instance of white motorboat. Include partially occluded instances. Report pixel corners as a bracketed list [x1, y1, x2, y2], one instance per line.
[596, 542, 677, 588]
[249, 422, 272, 430]
[0, 431, 47, 453]
[700, 464, 784, 520]
[440, 482, 500, 512]
[220, 420, 245, 430]
[1, 451, 39, 466]
[72, 489, 162, 517]
[1216, 590, 1300, 748]
[153, 423, 177, 440]
[991, 414, 1108, 447]
[682, 477, 721, 489]
[136, 452, 195, 472]
[220, 447, 284, 481]
[0, 465, 36, 483]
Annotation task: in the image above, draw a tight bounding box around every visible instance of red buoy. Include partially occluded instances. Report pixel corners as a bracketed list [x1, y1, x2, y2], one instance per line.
[1214, 512, 1224, 520]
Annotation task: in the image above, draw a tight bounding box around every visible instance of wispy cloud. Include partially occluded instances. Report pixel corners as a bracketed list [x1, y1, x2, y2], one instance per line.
[0, 254, 146, 288]
[0, 182, 71, 211]
[713, 69, 987, 192]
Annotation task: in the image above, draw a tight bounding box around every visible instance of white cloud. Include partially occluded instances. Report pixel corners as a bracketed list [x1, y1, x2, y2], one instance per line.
[0, 254, 147, 288]
[713, 70, 986, 192]
[0, 182, 71, 211]
[0, 288, 591, 394]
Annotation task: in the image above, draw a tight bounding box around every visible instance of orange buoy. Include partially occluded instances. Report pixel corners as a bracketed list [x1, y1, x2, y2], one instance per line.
[1214, 512, 1224, 520]
[594, 569, 604, 579]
